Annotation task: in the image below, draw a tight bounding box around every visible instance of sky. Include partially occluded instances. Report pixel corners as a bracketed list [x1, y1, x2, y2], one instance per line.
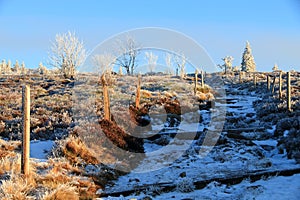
[0, 0, 300, 72]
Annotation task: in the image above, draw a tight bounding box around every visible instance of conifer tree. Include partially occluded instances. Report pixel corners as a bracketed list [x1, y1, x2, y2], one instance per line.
[241, 41, 256, 72]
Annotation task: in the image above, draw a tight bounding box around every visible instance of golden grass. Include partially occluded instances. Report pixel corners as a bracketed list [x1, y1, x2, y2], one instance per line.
[196, 84, 212, 94]
[141, 89, 152, 98]
[42, 184, 79, 200]
[0, 172, 36, 200]
[0, 154, 21, 175]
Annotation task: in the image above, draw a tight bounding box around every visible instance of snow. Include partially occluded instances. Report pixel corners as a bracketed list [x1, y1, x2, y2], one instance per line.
[30, 140, 54, 159]
[98, 85, 300, 199]
[103, 174, 300, 200]
[253, 139, 278, 147]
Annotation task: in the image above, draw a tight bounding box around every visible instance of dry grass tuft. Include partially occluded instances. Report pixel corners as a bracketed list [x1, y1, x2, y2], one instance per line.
[42, 184, 79, 200]
[0, 154, 21, 175]
[0, 139, 21, 159]
[141, 89, 152, 98]
[197, 84, 211, 94]
[0, 172, 36, 200]
[52, 136, 99, 165]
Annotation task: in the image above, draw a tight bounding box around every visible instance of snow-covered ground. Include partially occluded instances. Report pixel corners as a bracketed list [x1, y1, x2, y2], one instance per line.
[100, 174, 300, 200]
[98, 84, 300, 199]
[30, 140, 54, 159]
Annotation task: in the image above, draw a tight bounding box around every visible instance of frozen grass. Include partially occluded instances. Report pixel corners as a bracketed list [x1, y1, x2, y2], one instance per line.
[0, 173, 35, 200]
[42, 184, 79, 200]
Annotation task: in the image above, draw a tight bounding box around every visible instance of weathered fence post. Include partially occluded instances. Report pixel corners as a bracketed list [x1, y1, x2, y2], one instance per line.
[101, 74, 110, 120]
[279, 71, 282, 99]
[194, 69, 198, 94]
[21, 85, 30, 177]
[287, 71, 291, 111]
[201, 70, 204, 87]
[267, 75, 270, 92]
[135, 74, 141, 108]
[271, 75, 276, 94]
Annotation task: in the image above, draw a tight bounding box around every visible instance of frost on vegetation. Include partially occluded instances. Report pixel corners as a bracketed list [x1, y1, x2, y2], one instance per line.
[0, 173, 35, 200]
[145, 184, 162, 196]
[176, 177, 195, 193]
[42, 183, 79, 200]
[153, 135, 171, 146]
[241, 41, 256, 72]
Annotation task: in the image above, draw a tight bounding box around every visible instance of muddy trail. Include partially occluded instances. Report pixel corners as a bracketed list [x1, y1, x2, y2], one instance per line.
[99, 76, 300, 199]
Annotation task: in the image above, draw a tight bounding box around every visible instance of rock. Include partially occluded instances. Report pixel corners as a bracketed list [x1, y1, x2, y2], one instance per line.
[179, 172, 187, 178]
[294, 152, 300, 164]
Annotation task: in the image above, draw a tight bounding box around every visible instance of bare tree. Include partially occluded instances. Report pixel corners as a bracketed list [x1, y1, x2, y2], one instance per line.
[115, 35, 140, 75]
[145, 51, 158, 73]
[21, 61, 27, 75]
[92, 53, 116, 76]
[37, 62, 48, 75]
[174, 52, 187, 79]
[49, 31, 86, 78]
[218, 56, 233, 74]
[165, 53, 174, 75]
[0, 60, 10, 74]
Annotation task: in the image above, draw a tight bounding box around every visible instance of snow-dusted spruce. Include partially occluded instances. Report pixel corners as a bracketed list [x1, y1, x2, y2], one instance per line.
[272, 63, 279, 71]
[241, 41, 256, 72]
[49, 31, 86, 79]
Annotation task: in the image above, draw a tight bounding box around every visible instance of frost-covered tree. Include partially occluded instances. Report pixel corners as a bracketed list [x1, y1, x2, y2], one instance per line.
[218, 56, 234, 74]
[272, 63, 279, 71]
[49, 31, 86, 78]
[145, 51, 158, 73]
[241, 41, 256, 72]
[92, 53, 116, 76]
[21, 61, 27, 75]
[115, 35, 140, 75]
[174, 52, 187, 79]
[0, 60, 6, 74]
[12, 60, 20, 74]
[165, 53, 174, 75]
[37, 62, 48, 75]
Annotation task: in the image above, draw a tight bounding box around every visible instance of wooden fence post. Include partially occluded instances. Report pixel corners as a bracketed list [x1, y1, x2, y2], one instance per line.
[201, 70, 204, 87]
[135, 74, 141, 108]
[21, 85, 30, 177]
[253, 73, 256, 88]
[271, 75, 276, 94]
[101, 74, 110, 120]
[267, 75, 270, 92]
[194, 70, 198, 94]
[279, 71, 282, 99]
[287, 71, 291, 111]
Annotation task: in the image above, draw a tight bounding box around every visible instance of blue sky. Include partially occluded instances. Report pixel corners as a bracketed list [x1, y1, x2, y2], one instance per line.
[0, 0, 299, 72]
